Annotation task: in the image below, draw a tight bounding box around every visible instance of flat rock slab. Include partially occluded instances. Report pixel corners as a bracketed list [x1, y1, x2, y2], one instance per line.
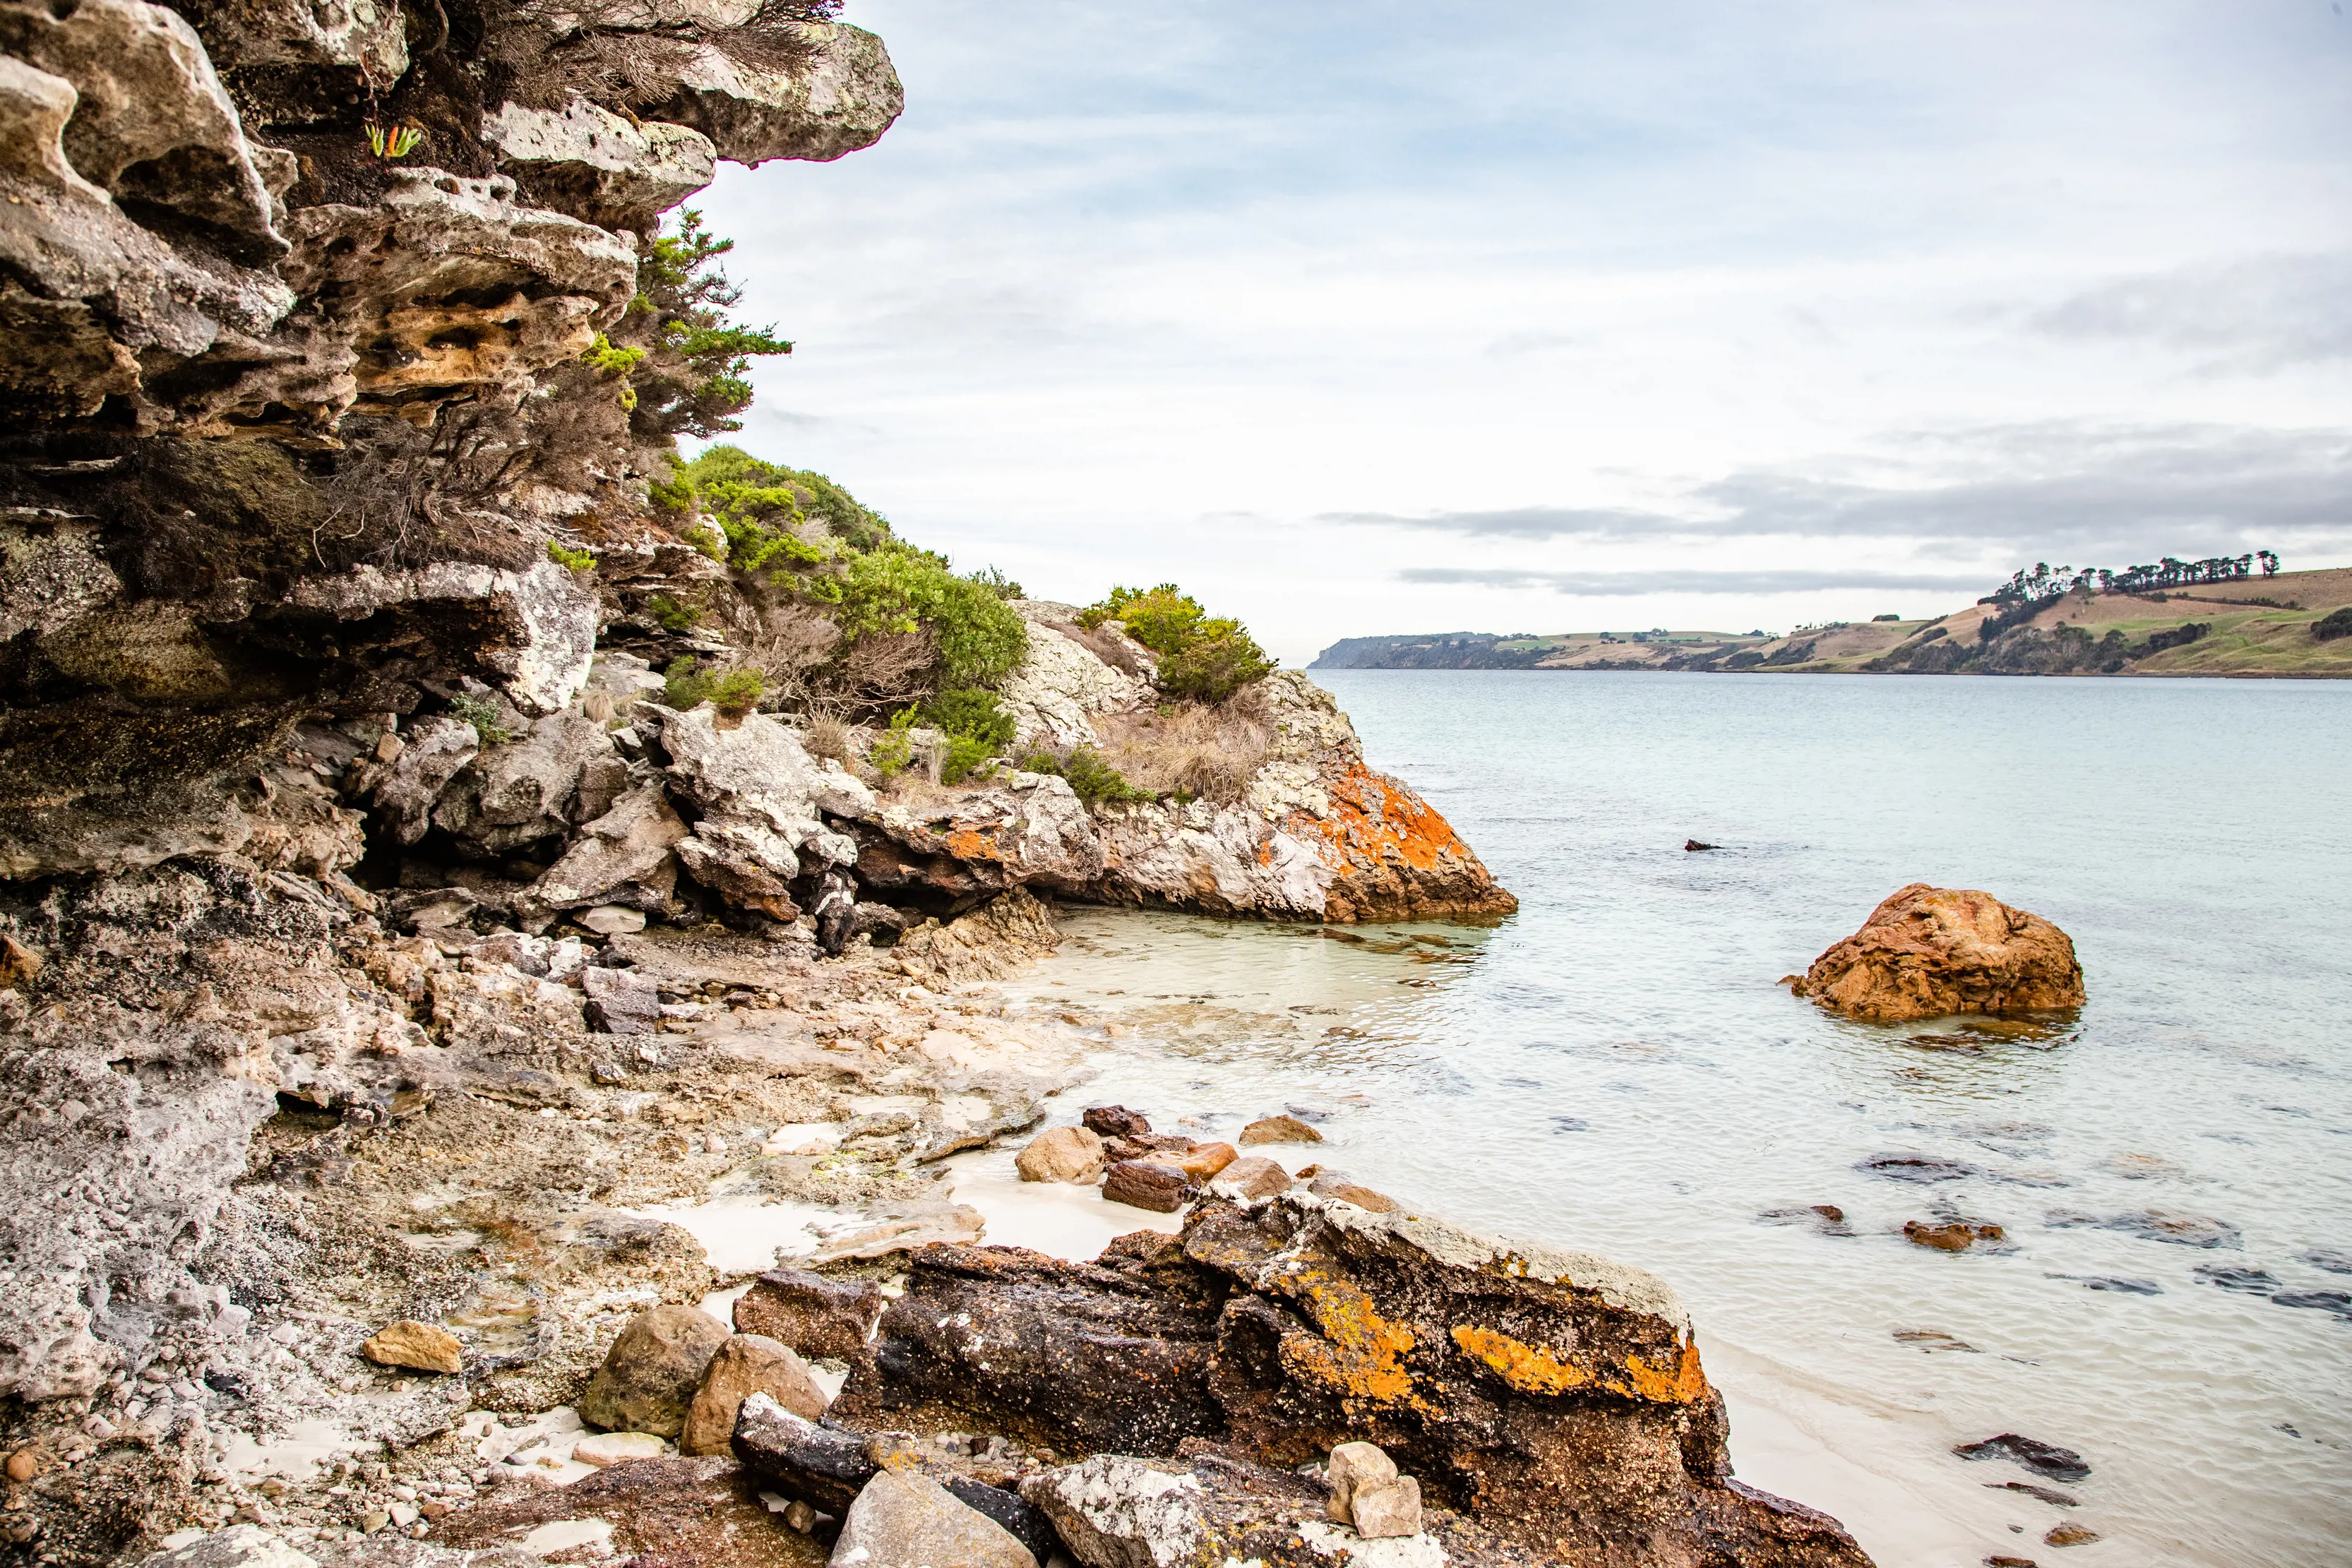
[428, 1454, 823, 1566]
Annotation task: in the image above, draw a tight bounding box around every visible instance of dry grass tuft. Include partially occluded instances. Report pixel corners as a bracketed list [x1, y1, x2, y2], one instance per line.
[1093, 693, 1272, 805]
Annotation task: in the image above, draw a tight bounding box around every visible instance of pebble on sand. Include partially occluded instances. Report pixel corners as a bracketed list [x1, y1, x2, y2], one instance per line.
[360, 1321, 463, 1375]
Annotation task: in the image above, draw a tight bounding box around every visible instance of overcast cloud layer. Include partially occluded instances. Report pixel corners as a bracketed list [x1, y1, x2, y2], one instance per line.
[704, 1, 2352, 662]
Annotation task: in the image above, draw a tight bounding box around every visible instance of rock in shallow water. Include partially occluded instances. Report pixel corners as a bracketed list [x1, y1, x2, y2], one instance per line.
[1239, 1114, 1323, 1146]
[1015, 1125, 1106, 1183]
[829, 1195, 1872, 1565]
[1103, 1159, 1193, 1212]
[1952, 1433, 2091, 1483]
[1791, 884, 2084, 1022]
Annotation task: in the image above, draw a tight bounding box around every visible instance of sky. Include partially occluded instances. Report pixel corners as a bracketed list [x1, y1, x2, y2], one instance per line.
[698, 0, 2352, 664]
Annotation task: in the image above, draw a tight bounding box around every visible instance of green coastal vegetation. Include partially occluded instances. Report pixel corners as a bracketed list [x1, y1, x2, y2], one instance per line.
[1313, 558, 2352, 679]
[580, 216, 1280, 804]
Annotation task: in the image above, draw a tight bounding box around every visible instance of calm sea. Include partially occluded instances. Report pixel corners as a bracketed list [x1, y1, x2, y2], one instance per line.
[989, 671, 2352, 1568]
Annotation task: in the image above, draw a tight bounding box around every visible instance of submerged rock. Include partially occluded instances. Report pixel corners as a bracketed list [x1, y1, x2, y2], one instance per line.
[1952, 1433, 2091, 1483]
[1791, 884, 2084, 1022]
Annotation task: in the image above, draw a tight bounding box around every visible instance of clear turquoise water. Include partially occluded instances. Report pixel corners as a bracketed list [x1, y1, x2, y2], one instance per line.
[1005, 671, 2352, 1568]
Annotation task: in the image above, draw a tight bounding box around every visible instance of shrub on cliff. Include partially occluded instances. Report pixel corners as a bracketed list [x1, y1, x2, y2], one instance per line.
[1077, 584, 1275, 704]
[1021, 746, 1154, 809]
[2314, 606, 2352, 642]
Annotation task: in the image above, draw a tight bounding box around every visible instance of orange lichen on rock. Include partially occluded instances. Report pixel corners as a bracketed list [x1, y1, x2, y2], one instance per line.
[1611, 1340, 1709, 1406]
[1291, 759, 1517, 923]
[1272, 1264, 1423, 1410]
[1450, 1323, 1592, 1394]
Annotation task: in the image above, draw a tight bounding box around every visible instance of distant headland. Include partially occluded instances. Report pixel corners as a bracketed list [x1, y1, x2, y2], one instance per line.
[1314, 561, 2352, 678]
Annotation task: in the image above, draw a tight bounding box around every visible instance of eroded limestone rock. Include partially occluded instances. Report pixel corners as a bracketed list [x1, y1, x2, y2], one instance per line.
[482, 97, 717, 234]
[648, 21, 903, 166]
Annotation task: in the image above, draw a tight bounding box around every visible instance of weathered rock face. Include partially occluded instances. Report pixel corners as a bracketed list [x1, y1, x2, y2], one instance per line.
[829, 1196, 1872, 1567]
[1791, 883, 2085, 1022]
[0, 0, 900, 885]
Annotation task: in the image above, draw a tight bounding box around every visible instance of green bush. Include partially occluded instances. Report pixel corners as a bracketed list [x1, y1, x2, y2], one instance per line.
[870, 707, 917, 779]
[2315, 606, 2352, 642]
[645, 594, 702, 633]
[1077, 582, 1274, 704]
[546, 540, 598, 571]
[921, 688, 1016, 749]
[446, 693, 514, 746]
[664, 658, 764, 718]
[832, 548, 1029, 688]
[1020, 746, 1153, 809]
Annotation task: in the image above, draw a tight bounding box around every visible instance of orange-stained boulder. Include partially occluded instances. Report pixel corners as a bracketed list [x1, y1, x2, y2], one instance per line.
[1791, 884, 2084, 1022]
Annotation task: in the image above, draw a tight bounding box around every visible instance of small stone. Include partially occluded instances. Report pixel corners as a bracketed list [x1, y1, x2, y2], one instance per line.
[582, 964, 662, 1035]
[1986, 1557, 2037, 1567]
[734, 1269, 885, 1360]
[1165, 1142, 1237, 1183]
[360, 1322, 462, 1375]
[1326, 1440, 1398, 1523]
[386, 1502, 419, 1527]
[573, 1432, 666, 1467]
[1015, 1125, 1106, 1184]
[0, 935, 40, 988]
[579, 904, 647, 935]
[360, 1511, 389, 1533]
[831, 1469, 1036, 1568]
[1238, 1115, 1323, 1146]
[1904, 1219, 2005, 1251]
[1103, 1131, 1192, 1163]
[1307, 1172, 1400, 1213]
[4, 1449, 40, 1483]
[2045, 1524, 2101, 1547]
[1208, 1155, 1294, 1200]
[1350, 1474, 1423, 1538]
[784, 1500, 814, 1532]
[680, 1334, 826, 1456]
[1082, 1105, 1151, 1139]
[1102, 1159, 1192, 1213]
[578, 1305, 730, 1437]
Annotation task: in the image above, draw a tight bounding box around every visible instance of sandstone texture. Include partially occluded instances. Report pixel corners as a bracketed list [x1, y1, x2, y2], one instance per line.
[576, 1305, 730, 1438]
[733, 1269, 885, 1362]
[1791, 884, 2087, 1022]
[679, 1334, 826, 1456]
[361, 1322, 463, 1375]
[1015, 1124, 1107, 1183]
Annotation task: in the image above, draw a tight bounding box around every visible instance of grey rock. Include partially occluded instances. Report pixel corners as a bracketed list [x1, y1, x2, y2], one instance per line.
[532, 783, 688, 913]
[346, 717, 479, 846]
[647, 22, 905, 166]
[434, 712, 616, 855]
[582, 966, 662, 1036]
[830, 1468, 1036, 1568]
[482, 96, 717, 233]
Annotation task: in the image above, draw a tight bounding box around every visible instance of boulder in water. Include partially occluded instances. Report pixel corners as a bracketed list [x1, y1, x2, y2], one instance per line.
[1791, 884, 2084, 1022]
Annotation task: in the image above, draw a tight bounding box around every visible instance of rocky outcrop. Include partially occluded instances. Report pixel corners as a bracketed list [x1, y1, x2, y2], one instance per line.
[870, 611, 1517, 924]
[1790, 883, 2086, 1022]
[816, 1192, 1868, 1567]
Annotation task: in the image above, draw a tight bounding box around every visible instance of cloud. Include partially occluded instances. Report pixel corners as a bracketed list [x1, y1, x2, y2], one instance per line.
[1397, 568, 1988, 597]
[1328, 421, 2352, 561]
[2027, 253, 2352, 371]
